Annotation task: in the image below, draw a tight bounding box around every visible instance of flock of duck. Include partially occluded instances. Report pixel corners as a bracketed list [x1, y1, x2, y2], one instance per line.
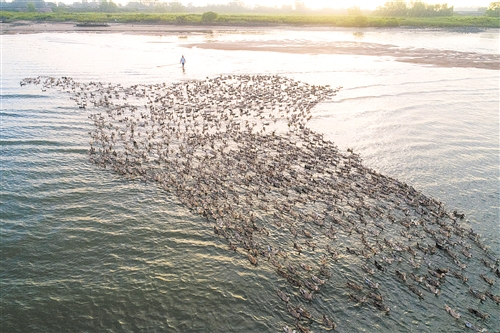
[22, 75, 498, 332]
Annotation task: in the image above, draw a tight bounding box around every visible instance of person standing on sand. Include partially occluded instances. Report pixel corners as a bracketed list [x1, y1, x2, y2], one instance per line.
[180, 55, 186, 69]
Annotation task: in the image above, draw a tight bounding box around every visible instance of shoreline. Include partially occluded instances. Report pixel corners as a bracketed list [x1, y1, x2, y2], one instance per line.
[1, 21, 244, 35]
[1, 21, 498, 35]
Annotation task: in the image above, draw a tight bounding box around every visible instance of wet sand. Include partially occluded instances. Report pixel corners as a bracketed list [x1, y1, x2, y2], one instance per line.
[1, 21, 259, 35]
[186, 40, 500, 70]
[3, 21, 498, 70]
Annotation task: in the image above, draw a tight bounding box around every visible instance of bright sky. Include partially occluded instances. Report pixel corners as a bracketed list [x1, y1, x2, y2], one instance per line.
[179, 1, 491, 10]
[60, 0, 492, 9]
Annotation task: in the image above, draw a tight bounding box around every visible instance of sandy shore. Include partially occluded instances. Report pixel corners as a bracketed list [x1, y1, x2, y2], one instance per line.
[3, 21, 498, 70]
[186, 40, 500, 70]
[1, 21, 272, 35]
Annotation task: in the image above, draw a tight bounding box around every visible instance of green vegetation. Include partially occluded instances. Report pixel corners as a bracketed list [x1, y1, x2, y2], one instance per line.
[99, 0, 118, 13]
[201, 11, 218, 23]
[0, 11, 498, 28]
[485, 2, 500, 17]
[26, 2, 36, 13]
[375, 0, 454, 17]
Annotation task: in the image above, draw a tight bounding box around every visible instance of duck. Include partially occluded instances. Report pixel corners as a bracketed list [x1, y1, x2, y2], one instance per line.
[296, 323, 310, 333]
[451, 270, 468, 283]
[374, 260, 386, 271]
[373, 300, 390, 313]
[300, 263, 312, 271]
[349, 293, 366, 304]
[346, 282, 363, 291]
[346, 247, 358, 255]
[368, 292, 383, 302]
[247, 253, 258, 266]
[304, 280, 319, 292]
[467, 308, 489, 319]
[296, 306, 312, 319]
[322, 314, 336, 329]
[277, 290, 290, 303]
[287, 305, 301, 319]
[365, 277, 379, 289]
[408, 285, 424, 299]
[302, 229, 313, 238]
[445, 305, 460, 319]
[300, 288, 314, 301]
[469, 288, 487, 301]
[311, 275, 325, 285]
[424, 282, 440, 295]
[282, 325, 296, 333]
[485, 291, 500, 303]
[479, 274, 494, 286]
[395, 270, 407, 282]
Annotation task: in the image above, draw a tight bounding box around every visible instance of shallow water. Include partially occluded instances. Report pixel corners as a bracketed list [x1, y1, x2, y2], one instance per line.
[1, 28, 499, 332]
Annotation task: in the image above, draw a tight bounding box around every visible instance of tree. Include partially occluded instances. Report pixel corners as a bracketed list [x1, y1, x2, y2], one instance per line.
[7, 0, 46, 11]
[227, 1, 244, 10]
[375, 0, 407, 16]
[100, 0, 118, 13]
[408, 1, 426, 16]
[294, 0, 306, 12]
[485, 2, 500, 17]
[435, 4, 453, 16]
[347, 6, 362, 16]
[27, 2, 36, 12]
[168, 2, 186, 13]
[201, 11, 218, 23]
[376, 1, 453, 17]
[408, 1, 453, 17]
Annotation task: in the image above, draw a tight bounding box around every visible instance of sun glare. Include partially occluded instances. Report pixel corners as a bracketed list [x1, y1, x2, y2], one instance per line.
[180, 0, 491, 10]
[52, 0, 493, 9]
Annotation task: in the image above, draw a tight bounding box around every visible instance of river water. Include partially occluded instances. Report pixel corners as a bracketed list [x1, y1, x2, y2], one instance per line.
[1, 27, 499, 332]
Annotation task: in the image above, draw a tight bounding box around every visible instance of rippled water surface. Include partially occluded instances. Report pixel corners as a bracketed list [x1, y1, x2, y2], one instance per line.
[1, 28, 499, 332]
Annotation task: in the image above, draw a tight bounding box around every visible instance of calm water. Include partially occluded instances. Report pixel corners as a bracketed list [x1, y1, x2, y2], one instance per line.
[1, 28, 499, 332]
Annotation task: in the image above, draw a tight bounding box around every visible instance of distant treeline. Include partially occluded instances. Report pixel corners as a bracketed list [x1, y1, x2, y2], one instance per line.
[1, 0, 499, 17]
[1, 0, 499, 28]
[374, 1, 497, 18]
[1, 10, 499, 28]
[375, 1, 453, 17]
[3, 0, 337, 14]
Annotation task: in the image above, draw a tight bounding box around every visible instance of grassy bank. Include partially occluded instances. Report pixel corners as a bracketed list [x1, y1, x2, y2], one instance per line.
[1, 11, 499, 28]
